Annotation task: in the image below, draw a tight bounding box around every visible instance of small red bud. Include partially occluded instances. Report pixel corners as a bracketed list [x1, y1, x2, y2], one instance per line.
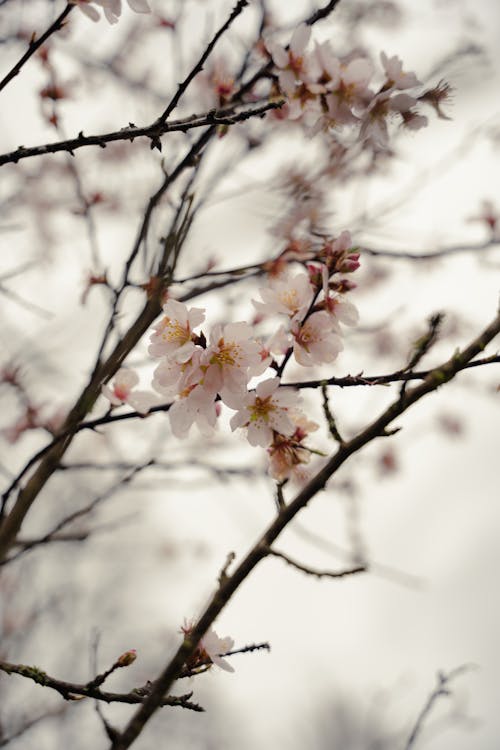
[116, 649, 137, 667]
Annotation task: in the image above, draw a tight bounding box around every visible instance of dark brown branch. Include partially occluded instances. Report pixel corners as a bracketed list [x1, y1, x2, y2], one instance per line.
[0, 4, 74, 93]
[283, 353, 500, 389]
[223, 642, 271, 659]
[108, 309, 500, 750]
[266, 548, 366, 579]
[0, 101, 283, 167]
[0, 661, 203, 711]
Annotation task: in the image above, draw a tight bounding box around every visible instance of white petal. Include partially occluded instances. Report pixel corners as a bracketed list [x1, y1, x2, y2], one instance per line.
[116, 368, 139, 388]
[169, 401, 193, 438]
[290, 24, 310, 56]
[270, 411, 295, 436]
[187, 306, 205, 329]
[293, 341, 312, 367]
[127, 0, 150, 12]
[212, 655, 235, 673]
[256, 378, 280, 399]
[127, 391, 160, 415]
[267, 41, 288, 69]
[337, 301, 359, 326]
[75, 2, 101, 21]
[163, 298, 188, 325]
[247, 421, 273, 447]
[230, 410, 248, 431]
[224, 321, 253, 341]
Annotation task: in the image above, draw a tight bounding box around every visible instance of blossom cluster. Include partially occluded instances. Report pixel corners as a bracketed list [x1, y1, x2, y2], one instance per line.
[266, 24, 448, 149]
[101, 232, 359, 482]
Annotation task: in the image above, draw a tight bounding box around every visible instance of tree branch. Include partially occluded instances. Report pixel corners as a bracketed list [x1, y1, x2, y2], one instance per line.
[283, 353, 500, 389]
[0, 101, 283, 167]
[0, 661, 203, 711]
[108, 308, 500, 750]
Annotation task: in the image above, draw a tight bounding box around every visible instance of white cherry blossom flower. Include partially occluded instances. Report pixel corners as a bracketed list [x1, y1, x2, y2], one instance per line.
[149, 299, 205, 362]
[169, 384, 217, 439]
[340, 58, 374, 98]
[307, 41, 341, 94]
[102, 368, 159, 414]
[253, 273, 314, 321]
[229, 378, 300, 447]
[310, 91, 359, 134]
[152, 352, 202, 399]
[324, 295, 359, 328]
[202, 322, 261, 400]
[200, 628, 235, 673]
[266, 23, 313, 92]
[360, 91, 423, 148]
[380, 52, 420, 90]
[102, 368, 139, 406]
[292, 311, 343, 366]
[310, 58, 373, 133]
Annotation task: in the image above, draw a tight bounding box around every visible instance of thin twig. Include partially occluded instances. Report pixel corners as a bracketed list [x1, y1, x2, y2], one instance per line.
[266, 548, 366, 579]
[361, 239, 500, 260]
[405, 665, 475, 750]
[0, 4, 74, 93]
[321, 381, 344, 443]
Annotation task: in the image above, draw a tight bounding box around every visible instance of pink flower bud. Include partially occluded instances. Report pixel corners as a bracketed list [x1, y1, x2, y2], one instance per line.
[306, 263, 323, 288]
[116, 649, 137, 667]
[338, 253, 360, 273]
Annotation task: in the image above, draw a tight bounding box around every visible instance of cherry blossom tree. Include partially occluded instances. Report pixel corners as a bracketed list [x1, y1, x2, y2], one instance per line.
[0, 1, 499, 748]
